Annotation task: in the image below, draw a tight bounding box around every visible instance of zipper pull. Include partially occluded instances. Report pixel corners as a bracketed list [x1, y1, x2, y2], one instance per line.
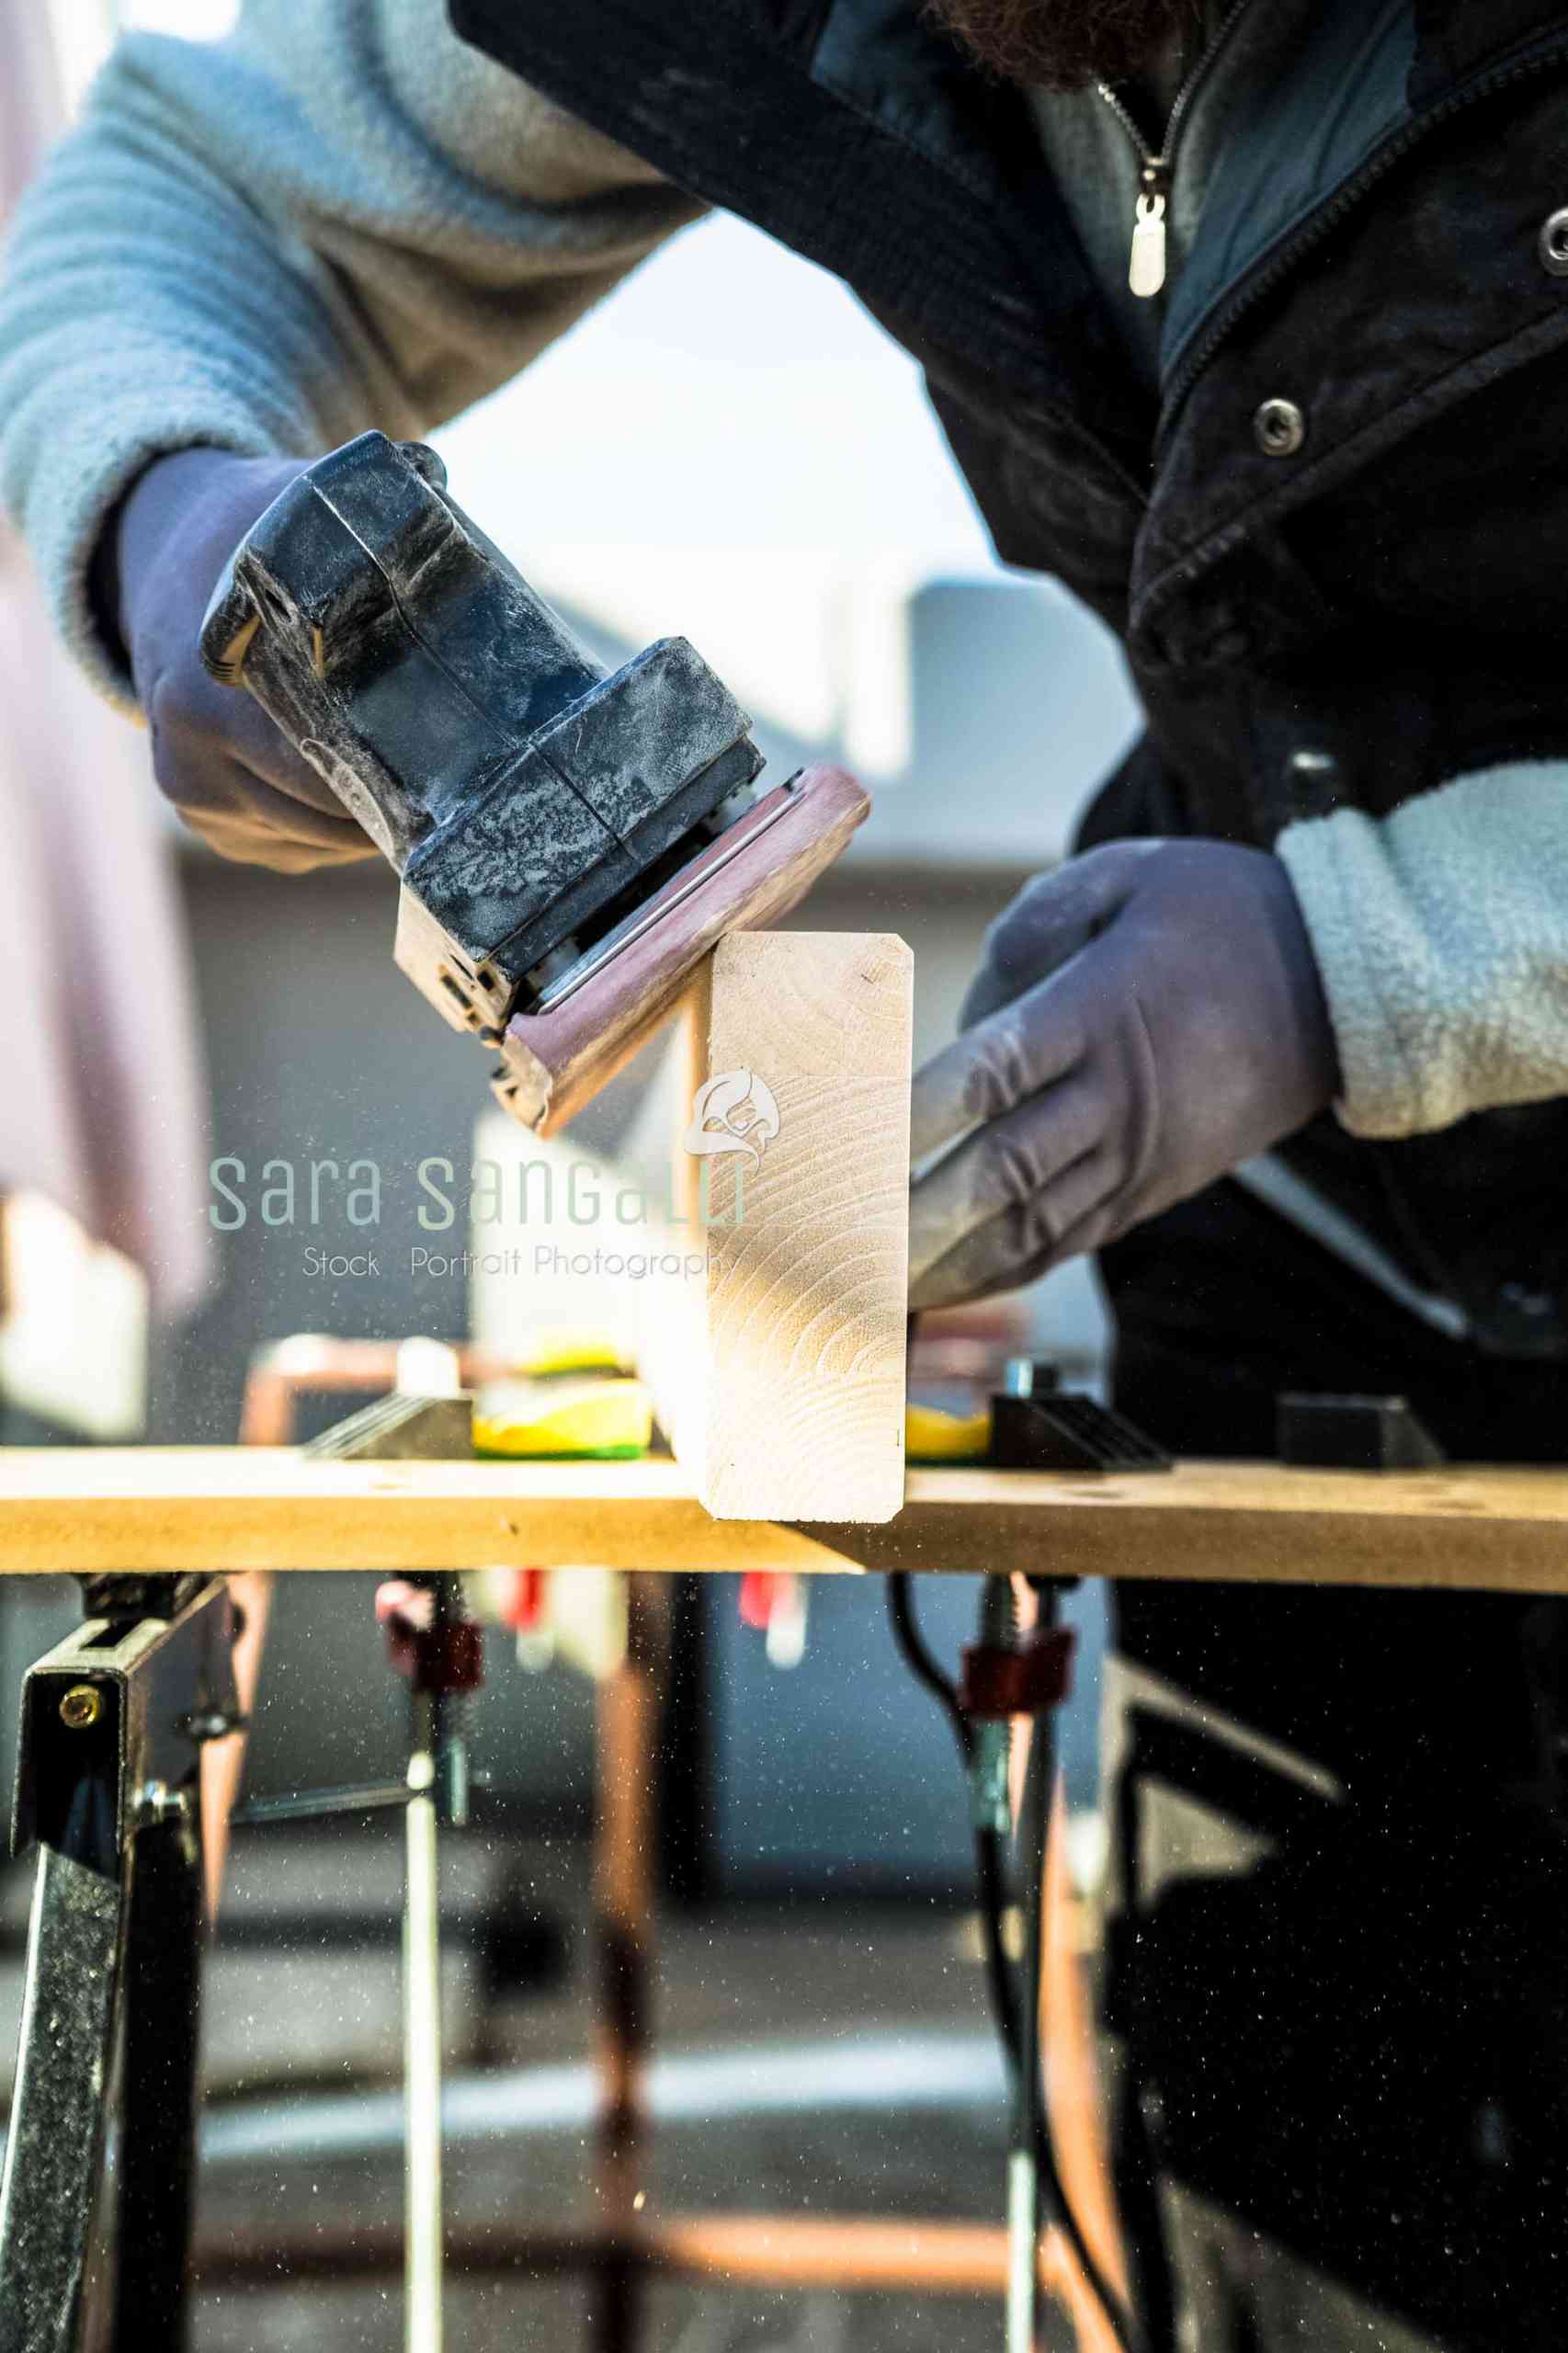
[1129, 160, 1170, 299]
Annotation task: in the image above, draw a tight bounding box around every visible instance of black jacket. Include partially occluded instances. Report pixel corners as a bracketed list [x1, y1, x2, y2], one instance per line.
[451, 0, 1568, 1352]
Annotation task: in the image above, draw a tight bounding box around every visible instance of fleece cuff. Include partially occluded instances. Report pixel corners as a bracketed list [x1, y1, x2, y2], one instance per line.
[1277, 760, 1568, 1140]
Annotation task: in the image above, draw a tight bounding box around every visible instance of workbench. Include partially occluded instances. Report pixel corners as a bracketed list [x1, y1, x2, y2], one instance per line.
[5, 1446, 1568, 1592]
[6, 1438, 1568, 2353]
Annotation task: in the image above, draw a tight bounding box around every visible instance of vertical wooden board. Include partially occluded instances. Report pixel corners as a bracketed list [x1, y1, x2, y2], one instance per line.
[683, 931, 913, 1523]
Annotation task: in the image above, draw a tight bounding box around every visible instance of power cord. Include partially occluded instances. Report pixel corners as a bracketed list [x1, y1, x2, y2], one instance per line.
[887, 1574, 1020, 2057]
[887, 1571, 1142, 2353]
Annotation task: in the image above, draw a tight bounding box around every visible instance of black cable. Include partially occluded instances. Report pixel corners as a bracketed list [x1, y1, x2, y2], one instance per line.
[885, 1577, 1018, 2056]
[1020, 1618, 1146, 2352]
[1019, 1682, 1144, 2353]
[887, 1571, 972, 1763]
[886, 1571, 1142, 2353]
[974, 1818, 1021, 2064]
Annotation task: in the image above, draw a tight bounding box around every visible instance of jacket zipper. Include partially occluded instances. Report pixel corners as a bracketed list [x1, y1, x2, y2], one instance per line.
[1160, 25, 1568, 428]
[1096, 0, 1257, 297]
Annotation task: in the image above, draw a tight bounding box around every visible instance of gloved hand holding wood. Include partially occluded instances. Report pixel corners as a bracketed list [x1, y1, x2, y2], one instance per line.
[908, 839, 1340, 1309]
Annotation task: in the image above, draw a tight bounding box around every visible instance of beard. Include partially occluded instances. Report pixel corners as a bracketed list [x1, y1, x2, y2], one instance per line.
[925, 0, 1205, 90]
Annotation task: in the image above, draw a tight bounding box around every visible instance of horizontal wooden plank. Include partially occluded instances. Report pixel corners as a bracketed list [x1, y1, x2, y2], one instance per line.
[192, 2210, 1008, 2296]
[5, 1450, 1568, 1591]
[188, 2211, 1121, 2353]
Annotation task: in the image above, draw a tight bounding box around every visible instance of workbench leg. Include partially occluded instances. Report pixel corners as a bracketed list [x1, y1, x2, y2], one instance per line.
[592, 1574, 667, 2353]
[0, 1581, 233, 2353]
[0, 1843, 125, 2353]
[404, 1726, 446, 2353]
[114, 1806, 204, 2349]
[199, 1570, 273, 1915]
[0, 1803, 203, 2353]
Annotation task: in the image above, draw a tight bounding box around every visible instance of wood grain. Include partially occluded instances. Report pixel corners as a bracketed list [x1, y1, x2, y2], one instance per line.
[670, 930, 914, 1523]
[7, 1453, 1568, 1591]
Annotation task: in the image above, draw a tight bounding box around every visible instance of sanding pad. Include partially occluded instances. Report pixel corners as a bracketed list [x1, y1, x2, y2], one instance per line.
[489, 763, 869, 1135]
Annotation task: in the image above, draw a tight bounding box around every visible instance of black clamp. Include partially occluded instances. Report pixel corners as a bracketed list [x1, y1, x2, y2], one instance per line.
[990, 1358, 1170, 1474]
[1277, 1392, 1445, 1471]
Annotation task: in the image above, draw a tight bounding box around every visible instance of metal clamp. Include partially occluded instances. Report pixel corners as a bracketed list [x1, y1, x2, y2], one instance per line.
[0, 1577, 238, 2353]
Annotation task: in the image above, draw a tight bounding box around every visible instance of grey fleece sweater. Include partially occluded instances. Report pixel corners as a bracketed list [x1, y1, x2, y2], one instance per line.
[1, 0, 1565, 1147]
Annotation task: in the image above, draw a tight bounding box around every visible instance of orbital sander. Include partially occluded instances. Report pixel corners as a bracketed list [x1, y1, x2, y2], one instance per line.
[200, 430, 868, 1132]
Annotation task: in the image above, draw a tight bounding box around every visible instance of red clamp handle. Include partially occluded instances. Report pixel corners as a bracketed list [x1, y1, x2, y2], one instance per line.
[959, 1626, 1076, 1719]
[376, 1579, 484, 1694]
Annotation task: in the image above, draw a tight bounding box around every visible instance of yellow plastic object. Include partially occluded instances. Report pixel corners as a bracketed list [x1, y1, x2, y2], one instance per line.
[904, 1401, 994, 1464]
[473, 1376, 653, 1460]
[506, 1324, 625, 1377]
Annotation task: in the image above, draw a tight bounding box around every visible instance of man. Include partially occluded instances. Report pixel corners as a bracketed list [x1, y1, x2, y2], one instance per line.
[5, 1, 1568, 2343]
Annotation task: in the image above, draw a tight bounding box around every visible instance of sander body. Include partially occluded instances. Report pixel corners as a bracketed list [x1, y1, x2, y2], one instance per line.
[199, 431, 867, 1131]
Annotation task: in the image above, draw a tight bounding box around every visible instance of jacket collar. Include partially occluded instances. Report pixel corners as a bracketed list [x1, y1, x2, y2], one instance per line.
[1411, 0, 1568, 102]
[1160, 0, 1415, 386]
[449, 0, 1568, 429]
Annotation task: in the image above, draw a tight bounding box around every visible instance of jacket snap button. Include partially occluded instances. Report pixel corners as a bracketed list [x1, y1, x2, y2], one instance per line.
[1540, 207, 1568, 276]
[1255, 398, 1306, 458]
[1288, 748, 1342, 813]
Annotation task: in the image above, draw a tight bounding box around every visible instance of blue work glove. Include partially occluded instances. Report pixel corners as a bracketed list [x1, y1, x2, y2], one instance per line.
[114, 447, 372, 870]
[907, 839, 1339, 1310]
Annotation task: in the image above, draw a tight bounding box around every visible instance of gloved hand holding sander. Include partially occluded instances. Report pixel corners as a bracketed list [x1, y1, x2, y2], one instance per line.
[115, 448, 343, 869]
[112, 430, 868, 1135]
